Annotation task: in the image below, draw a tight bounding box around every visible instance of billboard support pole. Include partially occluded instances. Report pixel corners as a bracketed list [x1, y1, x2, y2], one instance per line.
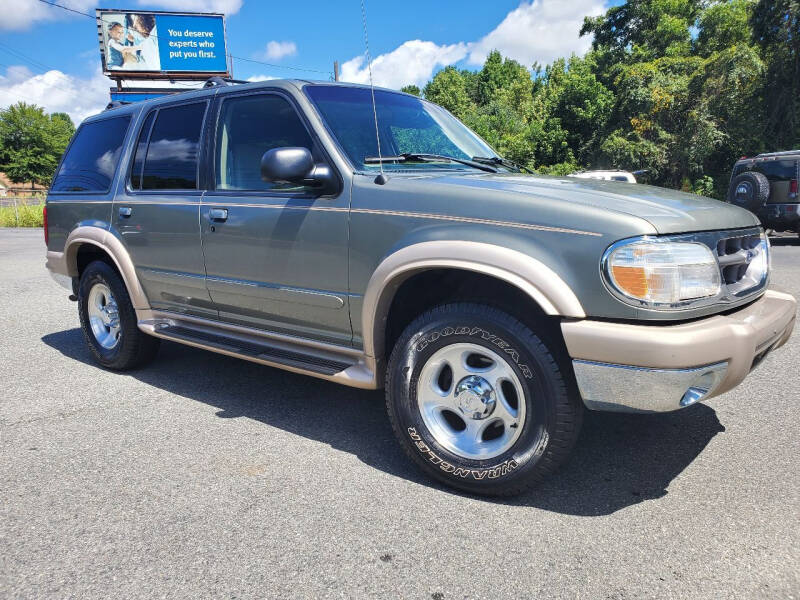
[334, 61, 339, 82]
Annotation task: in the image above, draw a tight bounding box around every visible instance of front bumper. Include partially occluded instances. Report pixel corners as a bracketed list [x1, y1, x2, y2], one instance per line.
[561, 289, 796, 413]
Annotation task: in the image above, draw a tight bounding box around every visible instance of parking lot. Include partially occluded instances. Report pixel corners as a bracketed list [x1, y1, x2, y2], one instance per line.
[1, 226, 798, 599]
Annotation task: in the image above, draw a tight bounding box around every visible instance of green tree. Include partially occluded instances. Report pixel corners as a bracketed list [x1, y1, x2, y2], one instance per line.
[0, 102, 75, 188]
[539, 54, 615, 165]
[751, 0, 800, 148]
[695, 0, 756, 56]
[581, 0, 702, 61]
[423, 66, 473, 118]
[400, 84, 421, 97]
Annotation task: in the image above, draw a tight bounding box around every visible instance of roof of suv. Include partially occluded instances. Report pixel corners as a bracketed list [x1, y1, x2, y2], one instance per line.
[754, 150, 800, 158]
[88, 79, 417, 124]
[737, 150, 800, 163]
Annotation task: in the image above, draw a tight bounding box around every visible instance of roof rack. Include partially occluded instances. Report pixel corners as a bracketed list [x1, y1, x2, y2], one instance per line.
[203, 76, 250, 88]
[105, 100, 131, 111]
[754, 150, 800, 158]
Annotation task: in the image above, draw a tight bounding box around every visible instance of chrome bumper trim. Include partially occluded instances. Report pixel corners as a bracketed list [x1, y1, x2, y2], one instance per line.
[573, 360, 729, 413]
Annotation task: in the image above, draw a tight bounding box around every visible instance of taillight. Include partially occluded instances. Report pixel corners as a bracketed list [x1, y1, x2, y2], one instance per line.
[791, 179, 798, 195]
[43, 205, 48, 246]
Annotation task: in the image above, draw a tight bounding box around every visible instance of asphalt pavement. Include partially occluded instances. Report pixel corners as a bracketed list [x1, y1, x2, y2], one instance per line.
[1, 227, 798, 599]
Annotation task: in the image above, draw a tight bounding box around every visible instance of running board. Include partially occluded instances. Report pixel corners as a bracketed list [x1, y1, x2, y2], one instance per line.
[136, 312, 378, 388]
[157, 325, 352, 375]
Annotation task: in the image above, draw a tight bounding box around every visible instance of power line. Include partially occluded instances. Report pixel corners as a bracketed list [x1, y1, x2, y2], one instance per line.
[0, 41, 54, 74]
[36, 0, 332, 76]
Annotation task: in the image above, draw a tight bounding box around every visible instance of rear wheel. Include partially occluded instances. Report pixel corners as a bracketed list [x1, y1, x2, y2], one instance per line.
[385, 303, 582, 496]
[78, 260, 159, 370]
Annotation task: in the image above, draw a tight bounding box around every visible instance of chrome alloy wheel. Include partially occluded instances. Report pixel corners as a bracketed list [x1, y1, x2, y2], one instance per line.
[416, 343, 526, 460]
[87, 283, 121, 350]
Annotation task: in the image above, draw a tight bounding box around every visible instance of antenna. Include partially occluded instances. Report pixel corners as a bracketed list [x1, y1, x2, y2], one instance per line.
[359, 0, 387, 184]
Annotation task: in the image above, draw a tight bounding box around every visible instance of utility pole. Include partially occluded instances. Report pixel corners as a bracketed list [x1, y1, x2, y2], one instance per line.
[334, 61, 339, 82]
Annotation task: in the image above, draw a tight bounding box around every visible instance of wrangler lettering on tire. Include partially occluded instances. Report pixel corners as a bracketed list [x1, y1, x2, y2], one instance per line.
[386, 303, 582, 496]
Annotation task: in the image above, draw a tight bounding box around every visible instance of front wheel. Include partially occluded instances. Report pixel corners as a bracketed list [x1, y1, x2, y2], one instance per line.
[385, 303, 582, 496]
[78, 260, 160, 370]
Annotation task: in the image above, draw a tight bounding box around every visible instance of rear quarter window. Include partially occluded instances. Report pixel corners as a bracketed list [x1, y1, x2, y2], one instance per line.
[51, 115, 131, 193]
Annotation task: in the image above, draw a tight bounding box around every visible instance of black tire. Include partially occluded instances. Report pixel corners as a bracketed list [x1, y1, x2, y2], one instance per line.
[727, 171, 770, 212]
[385, 303, 582, 497]
[77, 260, 159, 370]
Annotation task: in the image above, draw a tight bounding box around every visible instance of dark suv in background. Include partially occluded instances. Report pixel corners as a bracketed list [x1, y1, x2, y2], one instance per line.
[728, 151, 800, 234]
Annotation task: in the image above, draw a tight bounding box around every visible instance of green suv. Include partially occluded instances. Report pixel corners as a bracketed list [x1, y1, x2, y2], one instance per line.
[728, 150, 800, 233]
[45, 80, 796, 496]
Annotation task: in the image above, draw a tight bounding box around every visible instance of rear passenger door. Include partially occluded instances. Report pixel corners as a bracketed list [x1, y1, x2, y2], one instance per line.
[200, 90, 351, 345]
[113, 100, 216, 318]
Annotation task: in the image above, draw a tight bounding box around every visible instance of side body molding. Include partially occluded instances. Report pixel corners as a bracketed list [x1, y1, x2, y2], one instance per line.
[361, 240, 585, 360]
[46, 226, 150, 309]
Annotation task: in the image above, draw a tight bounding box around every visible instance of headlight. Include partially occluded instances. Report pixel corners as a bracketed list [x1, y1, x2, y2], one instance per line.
[603, 239, 721, 307]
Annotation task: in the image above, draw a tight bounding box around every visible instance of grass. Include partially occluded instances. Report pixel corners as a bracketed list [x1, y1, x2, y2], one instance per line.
[0, 203, 45, 227]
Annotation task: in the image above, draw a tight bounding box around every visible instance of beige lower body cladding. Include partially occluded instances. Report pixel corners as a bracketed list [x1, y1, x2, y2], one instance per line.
[562, 289, 796, 412]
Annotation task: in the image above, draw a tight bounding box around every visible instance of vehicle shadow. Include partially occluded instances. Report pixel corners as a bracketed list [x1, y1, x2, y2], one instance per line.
[42, 328, 725, 516]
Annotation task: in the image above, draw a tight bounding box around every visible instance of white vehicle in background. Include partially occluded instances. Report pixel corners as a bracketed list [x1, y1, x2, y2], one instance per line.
[568, 170, 638, 183]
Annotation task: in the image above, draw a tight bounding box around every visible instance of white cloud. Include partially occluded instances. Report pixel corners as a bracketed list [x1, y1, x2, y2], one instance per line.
[261, 41, 297, 62]
[246, 75, 278, 82]
[340, 40, 468, 89]
[0, 66, 110, 125]
[2, 0, 242, 30]
[2, 0, 95, 30]
[339, 0, 608, 90]
[467, 0, 606, 67]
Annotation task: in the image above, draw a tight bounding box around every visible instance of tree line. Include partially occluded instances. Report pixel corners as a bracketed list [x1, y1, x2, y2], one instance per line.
[403, 0, 798, 199]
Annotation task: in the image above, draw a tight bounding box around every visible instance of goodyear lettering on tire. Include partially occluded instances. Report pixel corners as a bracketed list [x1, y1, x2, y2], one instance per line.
[408, 428, 519, 480]
[415, 326, 533, 379]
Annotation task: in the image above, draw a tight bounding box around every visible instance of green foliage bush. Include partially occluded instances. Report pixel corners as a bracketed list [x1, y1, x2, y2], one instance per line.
[0, 203, 45, 227]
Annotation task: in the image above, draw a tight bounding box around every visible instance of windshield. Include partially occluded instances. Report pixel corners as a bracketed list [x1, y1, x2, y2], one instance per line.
[304, 85, 498, 172]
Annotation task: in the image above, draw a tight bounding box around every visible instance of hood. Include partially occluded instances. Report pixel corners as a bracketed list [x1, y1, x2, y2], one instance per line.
[409, 172, 760, 234]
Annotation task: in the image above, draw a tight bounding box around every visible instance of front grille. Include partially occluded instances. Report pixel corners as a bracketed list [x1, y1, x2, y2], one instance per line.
[712, 231, 768, 297]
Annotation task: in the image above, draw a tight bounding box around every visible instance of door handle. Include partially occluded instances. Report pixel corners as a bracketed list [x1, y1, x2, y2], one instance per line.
[119, 206, 132, 218]
[208, 208, 228, 222]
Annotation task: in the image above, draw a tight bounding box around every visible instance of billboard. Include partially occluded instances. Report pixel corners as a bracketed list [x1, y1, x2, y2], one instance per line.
[97, 9, 229, 78]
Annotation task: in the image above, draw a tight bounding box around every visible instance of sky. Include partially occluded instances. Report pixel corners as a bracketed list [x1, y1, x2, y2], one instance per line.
[0, 0, 618, 124]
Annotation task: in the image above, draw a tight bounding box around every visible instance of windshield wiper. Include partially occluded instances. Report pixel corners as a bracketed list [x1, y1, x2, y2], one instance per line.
[364, 153, 498, 173]
[471, 155, 533, 174]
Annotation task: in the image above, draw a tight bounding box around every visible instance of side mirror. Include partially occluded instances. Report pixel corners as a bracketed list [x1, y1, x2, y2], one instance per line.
[260, 147, 338, 195]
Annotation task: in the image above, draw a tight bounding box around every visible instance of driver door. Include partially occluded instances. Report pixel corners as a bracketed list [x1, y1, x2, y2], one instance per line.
[200, 91, 351, 346]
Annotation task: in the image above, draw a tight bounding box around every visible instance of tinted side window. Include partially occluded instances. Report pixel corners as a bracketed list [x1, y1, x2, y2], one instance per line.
[51, 116, 131, 192]
[129, 111, 155, 190]
[142, 103, 206, 190]
[215, 94, 314, 191]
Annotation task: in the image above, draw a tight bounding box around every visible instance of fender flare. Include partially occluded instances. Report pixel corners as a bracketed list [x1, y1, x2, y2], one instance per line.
[362, 240, 585, 359]
[47, 226, 150, 309]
